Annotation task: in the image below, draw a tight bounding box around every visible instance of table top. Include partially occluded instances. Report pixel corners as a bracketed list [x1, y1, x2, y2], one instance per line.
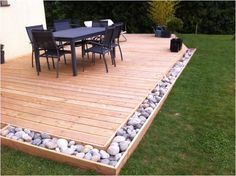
[53, 27, 105, 41]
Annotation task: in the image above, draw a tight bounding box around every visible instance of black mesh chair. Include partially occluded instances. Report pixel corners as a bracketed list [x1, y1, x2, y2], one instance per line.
[54, 19, 71, 31]
[89, 21, 109, 44]
[92, 20, 108, 27]
[26, 25, 44, 67]
[84, 26, 115, 73]
[54, 19, 84, 54]
[111, 22, 124, 64]
[32, 30, 71, 78]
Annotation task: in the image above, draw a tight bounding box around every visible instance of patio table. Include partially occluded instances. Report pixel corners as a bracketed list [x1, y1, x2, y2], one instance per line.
[35, 27, 105, 76]
[53, 27, 105, 76]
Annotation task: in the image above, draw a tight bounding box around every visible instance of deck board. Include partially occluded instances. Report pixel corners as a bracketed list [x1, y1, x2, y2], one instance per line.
[1, 34, 187, 148]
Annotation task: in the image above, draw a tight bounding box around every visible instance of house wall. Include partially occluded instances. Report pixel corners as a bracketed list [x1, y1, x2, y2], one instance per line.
[0, 0, 46, 60]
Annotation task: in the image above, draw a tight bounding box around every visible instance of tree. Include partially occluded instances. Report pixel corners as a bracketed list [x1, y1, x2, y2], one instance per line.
[175, 1, 235, 34]
[148, 0, 179, 26]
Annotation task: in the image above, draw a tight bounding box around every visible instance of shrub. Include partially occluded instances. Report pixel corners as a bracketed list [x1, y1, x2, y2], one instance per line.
[167, 17, 183, 33]
[148, 1, 179, 26]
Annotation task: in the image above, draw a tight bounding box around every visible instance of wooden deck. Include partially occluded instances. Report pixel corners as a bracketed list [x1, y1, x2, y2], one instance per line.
[1, 34, 187, 149]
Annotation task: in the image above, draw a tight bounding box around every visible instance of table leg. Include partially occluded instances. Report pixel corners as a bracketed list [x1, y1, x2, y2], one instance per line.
[70, 41, 78, 76]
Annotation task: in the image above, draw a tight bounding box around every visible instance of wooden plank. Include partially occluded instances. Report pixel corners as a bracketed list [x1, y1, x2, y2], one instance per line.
[2, 115, 109, 148]
[2, 104, 119, 129]
[2, 94, 126, 122]
[2, 108, 114, 137]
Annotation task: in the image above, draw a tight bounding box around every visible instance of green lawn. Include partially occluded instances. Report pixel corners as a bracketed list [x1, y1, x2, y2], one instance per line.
[1, 34, 235, 175]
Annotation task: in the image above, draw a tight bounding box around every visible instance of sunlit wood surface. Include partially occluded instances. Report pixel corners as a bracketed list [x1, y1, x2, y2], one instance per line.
[1, 34, 187, 149]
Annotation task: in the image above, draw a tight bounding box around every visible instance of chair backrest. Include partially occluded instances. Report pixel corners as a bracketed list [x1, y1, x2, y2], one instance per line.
[54, 19, 71, 31]
[113, 22, 123, 40]
[100, 19, 114, 26]
[102, 26, 115, 48]
[92, 21, 101, 27]
[92, 20, 108, 27]
[99, 21, 108, 27]
[26, 25, 44, 43]
[32, 30, 58, 51]
[71, 19, 81, 27]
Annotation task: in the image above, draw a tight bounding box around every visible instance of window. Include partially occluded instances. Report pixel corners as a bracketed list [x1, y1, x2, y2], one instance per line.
[0, 0, 10, 7]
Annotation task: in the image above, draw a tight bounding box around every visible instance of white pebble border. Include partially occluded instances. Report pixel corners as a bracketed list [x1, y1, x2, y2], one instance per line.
[1, 49, 195, 167]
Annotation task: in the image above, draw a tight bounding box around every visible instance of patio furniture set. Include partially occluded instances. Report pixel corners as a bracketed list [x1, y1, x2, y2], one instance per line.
[26, 19, 124, 78]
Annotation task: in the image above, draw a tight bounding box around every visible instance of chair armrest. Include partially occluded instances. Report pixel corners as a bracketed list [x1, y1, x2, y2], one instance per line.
[88, 41, 103, 46]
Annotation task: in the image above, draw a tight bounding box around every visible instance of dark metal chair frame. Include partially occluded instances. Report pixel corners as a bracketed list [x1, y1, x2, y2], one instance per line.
[25, 25, 44, 67]
[84, 26, 115, 73]
[111, 22, 124, 65]
[32, 30, 71, 78]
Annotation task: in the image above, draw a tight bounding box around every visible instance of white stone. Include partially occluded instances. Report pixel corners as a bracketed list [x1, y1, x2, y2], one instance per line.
[42, 139, 51, 145]
[68, 140, 75, 146]
[107, 145, 119, 155]
[45, 140, 57, 149]
[62, 147, 75, 155]
[84, 152, 92, 160]
[159, 87, 166, 95]
[139, 116, 147, 122]
[55, 147, 60, 152]
[119, 141, 130, 151]
[84, 145, 93, 150]
[110, 142, 119, 146]
[91, 153, 101, 162]
[116, 128, 125, 136]
[23, 128, 31, 134]
[57, 139, 68, 150]
[22, 133, 32, 142]
[100, 150, 110, 159]
[76, 152, 85, 158]
[114, 153, 122, 161]
[112, 136, 126, 143]
[145, 107, 154, 114]
[76, 144, 84, 152]
[70, 145, 77, 151]
[100, 159, 110, 165]
[91, 148, 99, 154]
[129, 130, 137, 139]
[128, 118, 141, 126]
[15, 127, 22, 132]
[1, 129, 9, 136]
[82, 147, 91, 153]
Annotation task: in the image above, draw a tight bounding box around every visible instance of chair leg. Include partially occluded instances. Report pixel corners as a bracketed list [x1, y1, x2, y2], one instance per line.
[52, 57, 55, 69]
[118, 44, 123, 61]
[102, 54, 108, 73]
[63, 54, 67, 64]
[86, 51, 90, 60]
[31, 49, 34, 67]
[46, 56, 50, 70]
[110, 51, 116, 67]
[56, 58, 60, 78]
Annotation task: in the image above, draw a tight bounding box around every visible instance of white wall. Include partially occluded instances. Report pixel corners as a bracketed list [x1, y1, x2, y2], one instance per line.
[0, 0, 46, 60]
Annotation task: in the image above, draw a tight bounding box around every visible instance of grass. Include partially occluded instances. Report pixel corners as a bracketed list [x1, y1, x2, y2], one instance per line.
[1, 34, 235, 175]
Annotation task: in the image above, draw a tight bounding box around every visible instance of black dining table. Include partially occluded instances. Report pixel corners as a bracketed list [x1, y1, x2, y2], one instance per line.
[53, 27, 105, 76]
